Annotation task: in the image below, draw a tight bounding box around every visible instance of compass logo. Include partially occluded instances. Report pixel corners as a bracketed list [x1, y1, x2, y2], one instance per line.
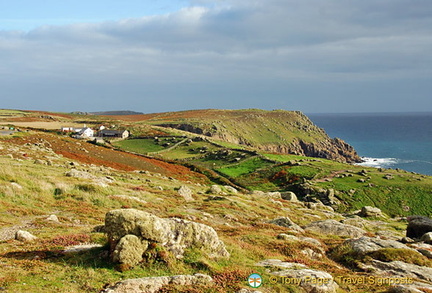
[247, 273, 262, 288]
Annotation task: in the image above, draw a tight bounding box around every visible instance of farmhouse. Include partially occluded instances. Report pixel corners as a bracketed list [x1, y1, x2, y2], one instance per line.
[77, 127, 94, 138]
[98, 129, 129, 139]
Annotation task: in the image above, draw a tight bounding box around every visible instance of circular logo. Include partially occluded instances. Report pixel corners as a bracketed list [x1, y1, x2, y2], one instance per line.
[248, 273, 263, 288]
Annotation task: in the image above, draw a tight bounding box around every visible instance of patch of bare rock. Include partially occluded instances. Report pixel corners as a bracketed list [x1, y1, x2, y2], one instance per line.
[101, 273, 213, 293]
[305, 219, 367, 238]
[257, 259, 339, 293]
[344, 236, 418, 254]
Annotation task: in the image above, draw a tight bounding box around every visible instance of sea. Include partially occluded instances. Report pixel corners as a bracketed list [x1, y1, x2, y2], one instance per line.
[307, 112, 432, 176]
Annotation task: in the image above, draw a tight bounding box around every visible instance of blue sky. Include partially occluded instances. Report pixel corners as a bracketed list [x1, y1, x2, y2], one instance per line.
[1, 0, 432, 113]
[0, 0, 189, 30]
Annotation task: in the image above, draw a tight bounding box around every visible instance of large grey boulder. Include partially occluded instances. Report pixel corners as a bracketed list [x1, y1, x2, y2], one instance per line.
[101, 273, 213, 293]
[272, 269, 339, 293]
[269, 217, 304, 233]
[343, 236, 417, 254]
[305, 220, 366, 238]
[105, 209, 229, 267]
[359, 206, 383, 218]
[406, 216, 432, 239]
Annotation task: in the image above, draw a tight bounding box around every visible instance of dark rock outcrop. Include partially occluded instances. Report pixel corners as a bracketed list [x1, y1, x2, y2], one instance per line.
[406, 216, 432, 239]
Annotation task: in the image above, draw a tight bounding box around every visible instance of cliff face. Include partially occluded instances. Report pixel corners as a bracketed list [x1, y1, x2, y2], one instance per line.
[255, 138, 360, 163]
[156, 109, 361, 163]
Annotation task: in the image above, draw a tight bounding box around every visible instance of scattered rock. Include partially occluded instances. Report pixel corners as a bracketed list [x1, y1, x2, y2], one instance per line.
[105, 209, 229, 267]
[301, 248, 323, 259]
[299, 237, 324, 249]
[384, 174, 394, 180]
[15, 230, 37, 242]
[65, 169, 94, 179]
[343, 236, 416, 254]
[224, 214, 238, 222]
[281, 191, 298, 201]
[271, 269, 339, 293]
[277, 233, 299, 241]
[10, 182, 23, 189]
[420, 232, 432, 244]
[305, 202, 335, 213]
[269, 217, 304, 233]
[101, 274, 213, 293]
[400, 237, 415, 244]
[209, 185, 222, 194]
[305, 219, 366, 238]
[205, 196, 226, 201]
[63, 244, 103, 254]
[177, 185, 194, 202]
[46, 214, 60, 223]
[269, 198, 283, 207]
[266, 191, 282, 198]
[224, 185, 238, 194]
[256, 259, 307, 269]
[406, 216, 432, 239]
[341, 216, 368, 228]
[359, 206, 384, 218]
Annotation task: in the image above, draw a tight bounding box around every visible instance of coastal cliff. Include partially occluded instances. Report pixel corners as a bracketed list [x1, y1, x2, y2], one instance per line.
[155, 109, 361, 163]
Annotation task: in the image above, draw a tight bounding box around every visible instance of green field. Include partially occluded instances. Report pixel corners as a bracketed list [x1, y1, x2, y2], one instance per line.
[113, 138, 166, 154]
[217, 157, 274, 178]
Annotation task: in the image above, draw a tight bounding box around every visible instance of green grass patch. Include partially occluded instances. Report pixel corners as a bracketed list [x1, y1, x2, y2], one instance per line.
[217, 157, 274, 178]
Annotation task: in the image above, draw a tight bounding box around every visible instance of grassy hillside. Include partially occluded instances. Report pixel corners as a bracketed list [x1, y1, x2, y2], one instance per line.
[0, 109, 432, 293]
[110, 132, 432, 217]
[0, 131, 427, 293]
[107, 109, 361, 163]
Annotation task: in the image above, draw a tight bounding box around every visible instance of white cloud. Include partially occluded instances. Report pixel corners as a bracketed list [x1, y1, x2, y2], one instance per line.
[1, 0, 431, 112]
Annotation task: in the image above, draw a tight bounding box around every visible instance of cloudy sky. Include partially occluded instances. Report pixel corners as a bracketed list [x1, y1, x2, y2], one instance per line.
[1, 0, 432, 113]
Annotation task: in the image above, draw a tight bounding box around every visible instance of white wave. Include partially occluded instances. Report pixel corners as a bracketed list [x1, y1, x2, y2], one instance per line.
[355, 157, 400, 168]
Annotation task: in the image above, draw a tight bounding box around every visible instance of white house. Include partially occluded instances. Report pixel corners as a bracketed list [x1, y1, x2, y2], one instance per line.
[77, 127, 94, 138]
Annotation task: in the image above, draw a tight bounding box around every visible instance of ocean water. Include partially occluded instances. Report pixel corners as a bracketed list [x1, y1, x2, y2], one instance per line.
[307, 112, 432, 176]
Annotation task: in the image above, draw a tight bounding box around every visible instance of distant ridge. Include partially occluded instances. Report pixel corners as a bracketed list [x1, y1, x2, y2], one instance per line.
[91, 110, 144, 116]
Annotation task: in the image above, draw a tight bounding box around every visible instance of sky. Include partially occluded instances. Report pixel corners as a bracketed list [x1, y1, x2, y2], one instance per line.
[1, 0, 432, 113]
